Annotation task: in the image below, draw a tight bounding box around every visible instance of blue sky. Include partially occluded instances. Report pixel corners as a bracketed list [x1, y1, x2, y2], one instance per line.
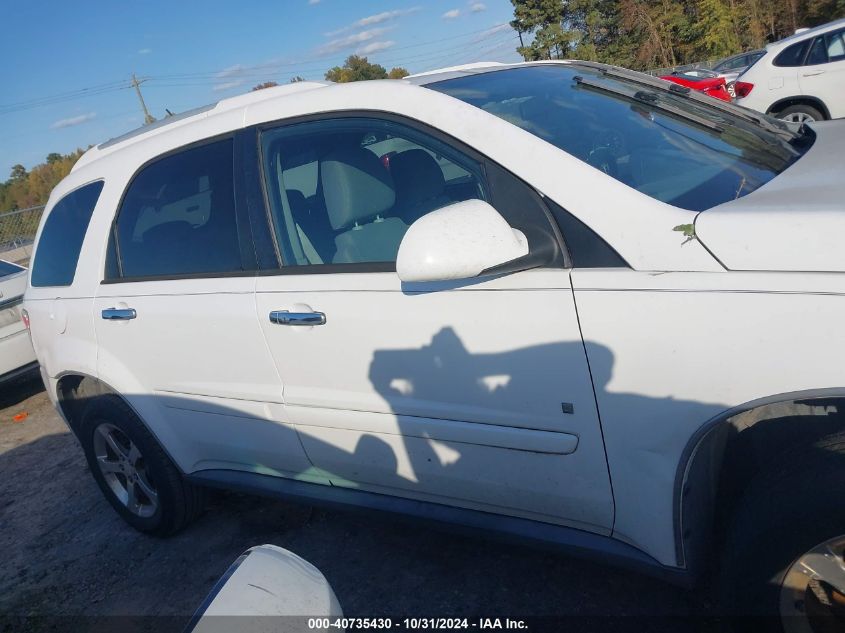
[0, 0, 520, 176]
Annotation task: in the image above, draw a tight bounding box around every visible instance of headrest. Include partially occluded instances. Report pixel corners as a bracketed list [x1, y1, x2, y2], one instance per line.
[390, 149, 446, 208]
[320, 147, 395, 230]
[285, 189, 308, 212]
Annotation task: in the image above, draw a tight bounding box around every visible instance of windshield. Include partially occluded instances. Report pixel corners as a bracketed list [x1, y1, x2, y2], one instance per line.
[427, 64, 810, 211]
[0, 260, 24, 278]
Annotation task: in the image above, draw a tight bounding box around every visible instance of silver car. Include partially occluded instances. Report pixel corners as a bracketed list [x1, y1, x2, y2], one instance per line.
[711, 49, 766, 95]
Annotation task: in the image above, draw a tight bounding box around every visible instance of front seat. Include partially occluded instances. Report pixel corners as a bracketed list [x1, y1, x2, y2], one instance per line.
[320, 147, 408, 264]
[389, 149, 452, 224]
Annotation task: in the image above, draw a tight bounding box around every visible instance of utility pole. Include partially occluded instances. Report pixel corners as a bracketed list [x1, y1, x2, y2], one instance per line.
[131, 73, 156, 125]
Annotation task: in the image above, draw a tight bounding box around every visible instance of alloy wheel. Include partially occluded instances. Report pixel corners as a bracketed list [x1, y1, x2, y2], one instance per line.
[779, 112, 816, 124]
[780, 536, 845, 633]
[92, 422, 159, 518]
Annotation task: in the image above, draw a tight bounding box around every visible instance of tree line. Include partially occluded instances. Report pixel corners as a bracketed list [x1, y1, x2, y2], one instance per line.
[511, 0, 845, 69]
[251, 55, 409, 91]
[0, 150, 85, 213]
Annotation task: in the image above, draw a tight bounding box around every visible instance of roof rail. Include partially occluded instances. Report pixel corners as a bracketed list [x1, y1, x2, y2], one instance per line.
[97, 103, 216, 150]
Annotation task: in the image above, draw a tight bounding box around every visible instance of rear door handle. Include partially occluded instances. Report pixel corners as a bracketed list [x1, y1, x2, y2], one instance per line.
[269, 310, 326, 326]
[102, 308, 137, 320]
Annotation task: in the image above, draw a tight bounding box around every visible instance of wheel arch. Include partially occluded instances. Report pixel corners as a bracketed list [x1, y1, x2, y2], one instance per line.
[55, 372, 190, 475]
[766, 96, 831, 120]
[675, 388, 845, 579]
[55, 372, 117, 439]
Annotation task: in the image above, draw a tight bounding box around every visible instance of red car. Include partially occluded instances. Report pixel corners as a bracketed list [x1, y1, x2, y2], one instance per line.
[659, 73, 732, 101]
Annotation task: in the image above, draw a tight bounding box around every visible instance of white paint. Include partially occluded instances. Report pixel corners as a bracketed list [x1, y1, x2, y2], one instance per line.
[396, 200, 529, 282]
[572, 268, 845, 561]
[695, 117, 845, 272]
[0, 267, 36, 379]
[256, 269, 612, 532]
[194, 544, 342, 625]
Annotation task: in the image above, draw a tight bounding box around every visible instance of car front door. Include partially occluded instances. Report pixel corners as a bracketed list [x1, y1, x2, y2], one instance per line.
[252, 116, 614, 534]
[94, 137, 312, 479]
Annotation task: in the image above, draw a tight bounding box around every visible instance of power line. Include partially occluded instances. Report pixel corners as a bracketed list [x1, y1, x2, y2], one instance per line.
[0, 79, 131, 110]
[0, 84, 132, 116]
[145, 31, 519, 89]
[147, 23, 514, 82]
[0, 24, 518, 116]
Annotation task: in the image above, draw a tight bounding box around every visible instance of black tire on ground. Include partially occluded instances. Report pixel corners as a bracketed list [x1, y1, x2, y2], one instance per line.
[717, 430, 845, 631]
[80, 393, 206, 536]
[774, 104, 825, 123]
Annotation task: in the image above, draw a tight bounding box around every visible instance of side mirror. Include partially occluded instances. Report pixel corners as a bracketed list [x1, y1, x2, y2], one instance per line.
[396, 199, 529, 283]
[188, 545, 342, 632]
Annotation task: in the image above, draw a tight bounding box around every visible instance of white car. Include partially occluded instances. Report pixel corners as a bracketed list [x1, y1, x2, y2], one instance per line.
[735, 18, 845, 122]
[24, 61, 845, 629]
[0, 259, 37, 383]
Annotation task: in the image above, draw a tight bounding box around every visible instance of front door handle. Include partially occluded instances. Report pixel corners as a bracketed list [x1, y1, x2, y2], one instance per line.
[269, 310, 326, 326]
[102, 308, 137, 320]
[802, 70, 825, 76]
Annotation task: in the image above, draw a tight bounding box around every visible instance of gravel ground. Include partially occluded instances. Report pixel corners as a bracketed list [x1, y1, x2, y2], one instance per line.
[0, 373, 714, 633]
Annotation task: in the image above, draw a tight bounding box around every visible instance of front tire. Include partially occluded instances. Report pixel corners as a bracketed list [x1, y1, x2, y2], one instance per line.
[718, 431, 845, 632]
[775, 104, 824, 124]
[80, 394, 205, 536]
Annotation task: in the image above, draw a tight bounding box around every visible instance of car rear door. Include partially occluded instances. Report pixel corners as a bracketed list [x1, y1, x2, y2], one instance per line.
[799, 29, 845, 118]
[94, 137, 312, 478]
[251, 115, 614, 534]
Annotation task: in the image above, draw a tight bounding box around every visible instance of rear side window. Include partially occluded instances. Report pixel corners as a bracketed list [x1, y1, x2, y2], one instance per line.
[31, 181, 104, 287]
[111, 138, 242, 279]
[774, 40, 811, 67]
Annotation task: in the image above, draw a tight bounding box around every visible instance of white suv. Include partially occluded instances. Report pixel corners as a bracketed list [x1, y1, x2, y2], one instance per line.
[24, 62, 845, 629]
[735, 18, 845, 122]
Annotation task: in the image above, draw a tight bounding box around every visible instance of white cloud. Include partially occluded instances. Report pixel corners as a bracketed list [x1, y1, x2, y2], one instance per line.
[216, 64, 247, 79]
[212, 80, 244, 92]
[326, 7, 420, 36]
[357, 40, 396, 54]
[308, 0, 320, 4]
[470, 2, 486, 12]
[443, 9, 460, 19]
[472, 23, 511, 41]
[51, 112, 97, 129]
[358, 9, 407, 26]
[317, 27, 390, 55]
[138, 48, 152, 55]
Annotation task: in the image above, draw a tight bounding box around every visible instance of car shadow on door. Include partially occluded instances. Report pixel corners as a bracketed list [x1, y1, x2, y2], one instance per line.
[291, 326, 727, 539]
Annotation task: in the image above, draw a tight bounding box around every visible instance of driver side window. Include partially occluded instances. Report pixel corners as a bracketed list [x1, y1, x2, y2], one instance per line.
[259, 118, 486, 268]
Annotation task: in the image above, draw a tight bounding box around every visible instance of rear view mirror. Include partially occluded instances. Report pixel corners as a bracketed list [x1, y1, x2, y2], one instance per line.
[396, 199, 529, 283]
[188, 544, 343, 633]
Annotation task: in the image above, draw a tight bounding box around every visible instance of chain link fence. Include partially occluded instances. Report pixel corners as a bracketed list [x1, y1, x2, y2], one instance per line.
[0, 205, 45, 266]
